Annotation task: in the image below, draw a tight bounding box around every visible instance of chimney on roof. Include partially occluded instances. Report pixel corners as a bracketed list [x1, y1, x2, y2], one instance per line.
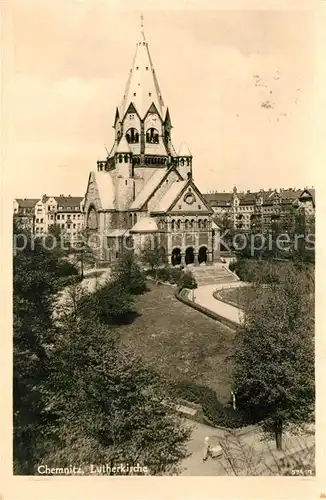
[247, 190, 250, 193]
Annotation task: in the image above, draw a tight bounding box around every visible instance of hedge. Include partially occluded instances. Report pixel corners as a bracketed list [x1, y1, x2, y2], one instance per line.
[57, 274, 83, 288]
[145, 266, 196, 289]
[172, 380, 244, 429]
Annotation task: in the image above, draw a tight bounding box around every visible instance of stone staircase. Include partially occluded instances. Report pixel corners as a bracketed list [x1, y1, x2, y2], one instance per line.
[189, 264, 238, 286]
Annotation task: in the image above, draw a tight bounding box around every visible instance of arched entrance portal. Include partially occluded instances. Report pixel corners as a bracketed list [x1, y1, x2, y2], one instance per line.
[198, 246, 208, 264]
[171, 248, 181, 266]
[185, 246, 195, 265]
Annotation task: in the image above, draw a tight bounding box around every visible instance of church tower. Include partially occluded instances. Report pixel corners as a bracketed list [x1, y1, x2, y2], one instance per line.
[103, 16, 182, 187]
[84, 15, 218, 266]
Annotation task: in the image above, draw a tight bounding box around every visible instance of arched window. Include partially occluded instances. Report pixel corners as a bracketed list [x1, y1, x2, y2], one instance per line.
[124, 154, 129, 163]
[118, 154, 123, 163]
[176, 219, 181, 230]
[117, 130, 121, 141]
[146, 128, 159, 144]
[198, 219, 202, 229]
[184, 219, 189, 229]
[171, 220, 175, 230]
[203, 219, 207, 229]
[126, 128, 139, 144]
[190, 219, 195, 229]
[134, 213, 138, 224]
[129, 213, 133, 227]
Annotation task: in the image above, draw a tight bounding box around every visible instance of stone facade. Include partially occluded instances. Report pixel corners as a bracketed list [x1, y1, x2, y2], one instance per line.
[83, 26, 219, 266]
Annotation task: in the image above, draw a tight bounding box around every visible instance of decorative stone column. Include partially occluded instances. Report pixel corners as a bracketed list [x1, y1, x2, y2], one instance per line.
[181, 252, 186, 267]
[194, 251, 199, 265]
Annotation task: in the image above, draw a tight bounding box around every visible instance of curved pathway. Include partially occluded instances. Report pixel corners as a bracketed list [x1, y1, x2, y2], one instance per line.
[193, 281, 245, 325]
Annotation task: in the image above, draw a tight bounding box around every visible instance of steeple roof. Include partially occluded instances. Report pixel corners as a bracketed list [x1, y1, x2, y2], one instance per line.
[120, 24, 165, 119]
[116, 135, 131, 153]
[178, 142, 192, 156]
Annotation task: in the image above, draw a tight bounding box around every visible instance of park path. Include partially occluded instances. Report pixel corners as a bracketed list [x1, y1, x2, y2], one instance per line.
[181, 420, 315, 476]
[54, 268, 110, 317]
[193, 281, 245, 325]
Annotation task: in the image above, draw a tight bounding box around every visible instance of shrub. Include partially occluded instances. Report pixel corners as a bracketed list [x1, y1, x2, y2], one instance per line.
[155, 267, 172, 282]
[177, 271, 197, 290]
[168, 267, 183, 284]
[112, 251, 147, 295]
[173, 381, 243, 429]
[229, 261, 237, 273]
[57, 274, 82, 288]
[56, 260, 79, 278]
[85, 280, 134, 324]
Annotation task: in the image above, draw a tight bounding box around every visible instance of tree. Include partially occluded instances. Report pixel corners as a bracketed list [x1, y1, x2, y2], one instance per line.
[232, 262, 314, 450]
[43, 314, 191, 475]
[112, 251, 147, 295]
[13, 222, 63, 473]
[70, 228, 96, 278]
[213, 212, 235, 252]
[140, 236, 168, 279]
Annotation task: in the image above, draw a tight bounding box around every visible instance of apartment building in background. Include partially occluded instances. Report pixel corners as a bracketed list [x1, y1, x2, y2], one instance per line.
[13, 195, 85, 242]
[203, 186, 315, 231]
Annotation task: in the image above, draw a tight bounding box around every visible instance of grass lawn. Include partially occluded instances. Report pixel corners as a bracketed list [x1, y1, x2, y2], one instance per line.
[117, 282, 235, 404]
[215, 286, 253, 309]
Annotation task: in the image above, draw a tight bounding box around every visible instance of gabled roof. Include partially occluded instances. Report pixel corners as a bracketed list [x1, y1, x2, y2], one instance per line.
[119, 29, 165, 119]
[279, 189, 302, 201]
[129, 168, 167, 210]
[87, 171, 115, 210]
[204, 193, 233, 206]
[238, 192, 257, 204]
[299, 188, 315, 205]
[15, 198, 39, 208]
[54, 196, 83, 208]
[152, 181, 188, 212]
[164, 107, 172, 126]
[130, 216, 158, 233]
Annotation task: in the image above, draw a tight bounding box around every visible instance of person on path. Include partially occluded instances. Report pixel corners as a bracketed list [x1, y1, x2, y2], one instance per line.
[202, 436, 211, 461]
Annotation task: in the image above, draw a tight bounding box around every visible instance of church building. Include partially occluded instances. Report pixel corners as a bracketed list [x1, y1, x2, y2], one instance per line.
[83, 23, 220, 266]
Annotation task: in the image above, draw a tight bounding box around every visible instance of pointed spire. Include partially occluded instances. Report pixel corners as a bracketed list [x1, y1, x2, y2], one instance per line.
[178, 142, 192, 157]
[120, 17, 165, 119]
[116, 135, 131, 153]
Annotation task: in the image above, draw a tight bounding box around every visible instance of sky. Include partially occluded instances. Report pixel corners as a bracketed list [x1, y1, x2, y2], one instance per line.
[3, 0, 315, 198]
